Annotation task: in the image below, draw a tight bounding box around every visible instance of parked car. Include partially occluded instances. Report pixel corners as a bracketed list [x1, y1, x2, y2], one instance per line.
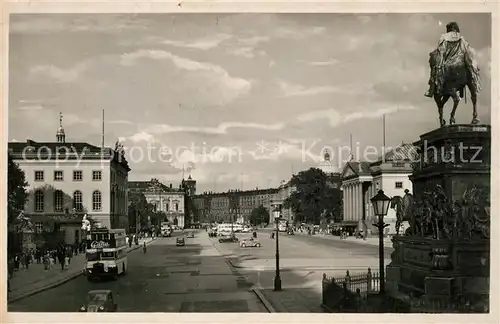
[287, 229, 295, 235]
[241, 227, 251, 233]
[187, 232, 194, 238]
[239, 238, 261, 248]
[176, 237, 185, 246]
[218, 235, 239, 243]
[79, 290, 117, 312]
[208, 230, 217, 238]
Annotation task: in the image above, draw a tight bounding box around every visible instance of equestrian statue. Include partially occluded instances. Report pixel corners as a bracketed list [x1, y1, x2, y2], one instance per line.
[390, 189, 415, 236]
[424, 21, 481, 127]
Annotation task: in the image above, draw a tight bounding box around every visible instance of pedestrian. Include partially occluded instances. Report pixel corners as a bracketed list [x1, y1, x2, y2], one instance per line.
[64, 255, 70, 270]
[43, 253, 50, 270]
[143, 241, 147, 254]
[25, 252, 31, 269]
[20, 253, 26, 269]
[58, 250, 65, 271]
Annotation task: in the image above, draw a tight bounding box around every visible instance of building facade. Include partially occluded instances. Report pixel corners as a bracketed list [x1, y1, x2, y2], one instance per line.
[340, 143, 417, 236]
[192, 188, 279, 224]
[128, 178, 186, 228]
[8, 115, 130, 245]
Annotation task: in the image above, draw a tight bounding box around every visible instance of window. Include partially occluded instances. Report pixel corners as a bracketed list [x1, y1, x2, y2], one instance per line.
[34, 170, 44, 182]
[35, 190, 44, 212]
[54, 190, 64, 212]
[395, 182, 403, 189]
[92, 170, 102, 181]
[73, 170, 83, 181]
[54, 170, 64, 181]
[166, 203, 169, 211]
[175, 203, 179, 211]
[73, 190, 83, 211]
[35, 222, 44, 233]
[92, 190, 102, 211]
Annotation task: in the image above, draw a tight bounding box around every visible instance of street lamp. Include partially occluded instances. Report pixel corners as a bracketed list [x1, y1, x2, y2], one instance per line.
[370, 189, 391, 295]
[272, 202, 282, 291]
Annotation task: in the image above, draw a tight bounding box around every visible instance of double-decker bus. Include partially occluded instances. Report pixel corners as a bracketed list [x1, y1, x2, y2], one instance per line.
[85, 228, 128, 281]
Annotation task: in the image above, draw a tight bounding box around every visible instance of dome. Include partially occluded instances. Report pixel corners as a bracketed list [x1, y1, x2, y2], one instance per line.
[57, 126, 65, 135]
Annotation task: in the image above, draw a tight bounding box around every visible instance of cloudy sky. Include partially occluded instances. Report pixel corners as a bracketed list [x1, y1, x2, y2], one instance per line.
[8, 13, 491, 193]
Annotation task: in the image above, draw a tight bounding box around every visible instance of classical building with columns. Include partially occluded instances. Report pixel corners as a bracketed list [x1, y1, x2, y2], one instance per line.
[340, 143, 417, 236]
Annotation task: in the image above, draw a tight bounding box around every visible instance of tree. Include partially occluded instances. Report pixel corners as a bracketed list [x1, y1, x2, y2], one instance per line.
[283, 168, 342, 225]
[128, 191, 153, 230]
[8, 154, 28, 226]
[249, 205, 270, 226]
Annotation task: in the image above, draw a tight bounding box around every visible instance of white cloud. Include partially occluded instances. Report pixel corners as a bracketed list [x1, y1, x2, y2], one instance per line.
[229, 47, 256, 58]
[120, 49, 251, 104]
[144, 121, 285, 135]
[16, 105, 44, 111]
[278, 81, 339, 97]
[238, 36, 270, 46]
[128, 131, 155, 143]
[161, 33, 232, 50]
[30, 62, 88, 83]
[300, 59, 340, 66]
[297, 105, 416, 128]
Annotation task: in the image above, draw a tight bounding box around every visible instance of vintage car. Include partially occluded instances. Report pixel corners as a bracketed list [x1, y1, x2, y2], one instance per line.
[218, 235, 239, 243]
[176, 237, 185, 246]
[79, 290, 117, 312]
[208, 230, 217, 238]
[239, 238, 261, 248]
[187, 232, 195, 238]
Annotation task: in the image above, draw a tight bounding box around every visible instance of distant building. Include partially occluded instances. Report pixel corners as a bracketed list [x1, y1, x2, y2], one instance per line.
[128, 178, 186, 228]
[340, 143, 417, 236]
[192, 188, 279, 224]
[8, 113, 131, 245]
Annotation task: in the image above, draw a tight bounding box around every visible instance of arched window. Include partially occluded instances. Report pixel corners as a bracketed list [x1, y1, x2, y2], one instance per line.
[35, 190, 44, 212]
[73, 190, 83, 211]
[54, 190, 64, 212]
[92, 190, 102, 211]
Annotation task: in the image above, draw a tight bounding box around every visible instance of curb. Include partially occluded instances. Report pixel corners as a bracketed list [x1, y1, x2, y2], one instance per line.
[321, 303, 335, 313]
[227, 259, 384, 271]
[8, 270, 84, 303]
[252, 288, 276, 313]
[8, 238, 155, 304]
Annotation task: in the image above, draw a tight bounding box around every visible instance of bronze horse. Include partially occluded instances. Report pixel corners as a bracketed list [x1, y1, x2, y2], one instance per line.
[390, 190, 415, 236]
[429, 49, 480, 127]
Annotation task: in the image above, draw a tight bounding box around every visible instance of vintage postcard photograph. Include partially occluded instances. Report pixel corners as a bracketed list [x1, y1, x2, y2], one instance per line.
[2, 2, 497, 323]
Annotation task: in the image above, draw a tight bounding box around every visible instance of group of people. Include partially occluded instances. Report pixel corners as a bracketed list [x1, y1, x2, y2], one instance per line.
[7, 245, 75, 293]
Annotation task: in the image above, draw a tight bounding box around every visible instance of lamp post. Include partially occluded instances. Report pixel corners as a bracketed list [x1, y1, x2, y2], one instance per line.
[370, 189, 391, 295]
[272, 202, 282, 291]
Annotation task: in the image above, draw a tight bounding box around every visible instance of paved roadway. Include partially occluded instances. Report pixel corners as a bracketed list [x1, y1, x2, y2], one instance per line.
[9, 231, 267, 312]
[211, 229, 393, 290]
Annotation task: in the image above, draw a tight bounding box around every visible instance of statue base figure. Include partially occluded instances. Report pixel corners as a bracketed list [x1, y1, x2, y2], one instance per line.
[386, 124, 490, 313]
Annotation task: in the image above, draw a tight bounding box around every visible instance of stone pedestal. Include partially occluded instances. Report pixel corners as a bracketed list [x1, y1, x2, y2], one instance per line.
[387, 124, 490, 313]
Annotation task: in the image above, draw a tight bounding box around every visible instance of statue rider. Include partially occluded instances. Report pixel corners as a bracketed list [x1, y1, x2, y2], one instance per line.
[424, 21, 481, 98]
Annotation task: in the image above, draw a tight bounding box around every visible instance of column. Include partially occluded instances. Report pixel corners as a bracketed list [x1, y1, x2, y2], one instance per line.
[357, 183, 363, 222]
[353, 183, 358, 222]
[349, 184, 353, 222]
[346, 184, 350, 222]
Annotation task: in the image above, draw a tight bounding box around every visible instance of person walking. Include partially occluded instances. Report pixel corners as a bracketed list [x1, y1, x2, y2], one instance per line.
[143, 241, 147, 254]
[25, 252, 31, 269]
[58, 249, 65, 271]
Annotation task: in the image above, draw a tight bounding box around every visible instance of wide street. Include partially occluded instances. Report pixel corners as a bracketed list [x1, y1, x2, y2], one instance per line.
[9, 231, 267, 312]
[9, 229, 392, 312]
[212, 229, 392, 290]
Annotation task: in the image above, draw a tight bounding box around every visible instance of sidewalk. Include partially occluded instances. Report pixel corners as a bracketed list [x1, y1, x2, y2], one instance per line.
[294, 231, 393, 248]
[229, 257, 390, 271]
[253, 287, 325, 313]
[8, 238, 154, 303]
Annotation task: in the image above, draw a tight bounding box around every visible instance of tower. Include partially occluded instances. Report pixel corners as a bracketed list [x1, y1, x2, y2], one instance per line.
[56, 112, 65, 143]
[183, 174, 196, 196]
